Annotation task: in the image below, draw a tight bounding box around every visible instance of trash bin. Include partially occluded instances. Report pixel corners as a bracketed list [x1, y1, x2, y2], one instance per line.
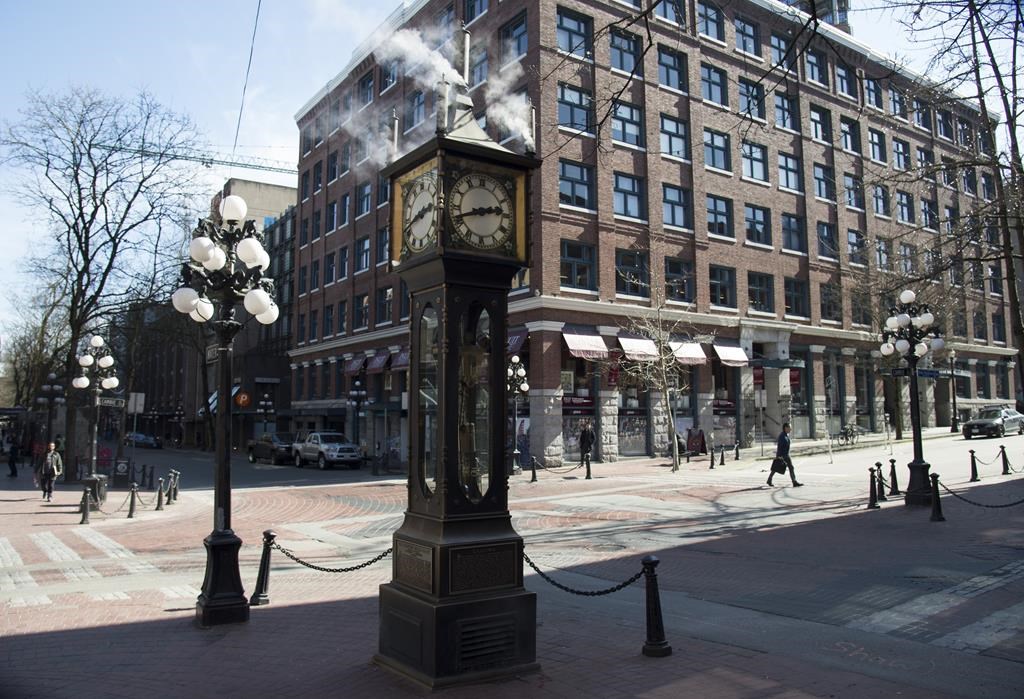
[81, 474, 108, 508]
[111, 460, 132, 488]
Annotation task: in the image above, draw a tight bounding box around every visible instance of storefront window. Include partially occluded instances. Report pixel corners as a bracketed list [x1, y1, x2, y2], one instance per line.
[669, 367, 695, 436]
[617, 377, 650, 456]
[822, 352, 844, 435]
[853, 361, 873, 430]
[562, 356, 596, 461]
[711, 361, 738, 446]
[789, 351, 811, 438]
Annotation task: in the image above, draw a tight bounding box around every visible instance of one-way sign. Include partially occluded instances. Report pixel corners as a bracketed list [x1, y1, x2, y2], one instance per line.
[98, 397, 126, 408]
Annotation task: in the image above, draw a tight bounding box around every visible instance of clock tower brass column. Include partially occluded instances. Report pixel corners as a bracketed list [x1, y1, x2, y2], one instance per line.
[375, 85, 539, 689]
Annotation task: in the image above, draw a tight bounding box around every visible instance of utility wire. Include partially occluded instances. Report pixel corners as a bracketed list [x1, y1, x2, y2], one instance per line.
[230, 0, 264, 177]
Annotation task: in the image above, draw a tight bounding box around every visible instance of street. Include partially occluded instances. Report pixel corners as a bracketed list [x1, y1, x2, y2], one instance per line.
[1, 432, 1022, 698]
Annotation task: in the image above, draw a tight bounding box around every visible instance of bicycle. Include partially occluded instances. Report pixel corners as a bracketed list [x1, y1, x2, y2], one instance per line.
[837, 424, 861, 446]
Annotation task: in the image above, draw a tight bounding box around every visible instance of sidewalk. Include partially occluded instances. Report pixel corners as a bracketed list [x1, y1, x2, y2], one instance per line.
[1, 432, 1022, 698]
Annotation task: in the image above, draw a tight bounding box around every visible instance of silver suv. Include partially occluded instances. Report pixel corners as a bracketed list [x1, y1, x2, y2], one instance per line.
[293, 432, 362, 469]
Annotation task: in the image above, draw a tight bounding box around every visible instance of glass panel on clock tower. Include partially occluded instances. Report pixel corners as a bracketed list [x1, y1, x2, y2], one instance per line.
[458, 305, 491, 503]
[419, 304, 439, 496]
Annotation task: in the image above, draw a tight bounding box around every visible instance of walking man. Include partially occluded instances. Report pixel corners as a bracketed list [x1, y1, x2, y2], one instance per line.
[38, 442, 63, 501]
[768, 423, 803, 487]
[6, 442, 18, 478]
[579, 420, 595, 471]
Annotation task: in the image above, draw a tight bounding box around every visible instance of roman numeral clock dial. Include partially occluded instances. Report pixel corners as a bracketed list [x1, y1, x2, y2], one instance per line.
[447, 173, 514, 253]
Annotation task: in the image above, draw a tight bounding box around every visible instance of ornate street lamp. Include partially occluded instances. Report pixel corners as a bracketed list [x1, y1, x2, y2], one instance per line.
[174, 403, 186, 447]
[171, 194, 278, 627]
[948, 349, 960, 433]
[256, 393, 275, 435]
[879, 289, 945, 506]
[347, 380, 367, 449]
[35, 373, 66, 445]
[506, 354, 529, 473]
[72, 335, 119, 499]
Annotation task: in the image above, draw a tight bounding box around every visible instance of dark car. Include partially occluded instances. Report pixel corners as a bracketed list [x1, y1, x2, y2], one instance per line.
[248, 432, 296, 464]
[124, 432, 162, 449]
[962, 407, 1024, 439]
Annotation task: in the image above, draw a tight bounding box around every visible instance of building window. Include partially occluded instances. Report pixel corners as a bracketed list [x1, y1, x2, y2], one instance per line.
[709, 265, 736, 307]
[338, 193, 350, 227]
[805, 49, 827, 85]
[839, 117, 860, 152]
[820, 283, 842, 321]
[615, 249, 649, 296]
[559, 159, 595, 209]
[311, 210, 322, 241]
[299, 217, 309, 246]
[659, 114, 689, 159]
[557, 8, 592, 58]
[706, 194, 733, 237]
[560, 240, 595, 289]
[309, 310, 318, 342]
[896, 191, 914, 223]
[613, 172, 646, 219]
[376, 227, 389, 264]
[704, 128, 731, 171]
[297, 265, 307, 294]
[665, 257, 694, 302]
[981, 172, 996, 200]
[657, 46, 687, 91]
[325, 252, 336, 284]
[784, 278, 809, 317]
[921, 199, 938, 230]
[327, 151, 339, 181]
[899, 243, 916, 275]
[873, 185, 890, 217]
[610, 30, 642, 75]
[338, 246, 349, 279]
[323, 305, 334, 337]
[748, 272, 774, 312]
[992, 313, 1006, 343]
[400, 280, 411, 319]
[357, 72, 374, 106]
[700, 63, 728, 106]
[356, 181, 372, 217]
[958, 118, 973, 147]
[875, 238, 892, 270]
[809, 105, 831, 142]
[989, 263, 1003, 294]
[744, 204, 771, 245]
[501, 11, 528, 61]
[301, 170, 310, 200]
[962, 167, 977, 195]
[973, 311, 988, 341]
[337, 300, 347, 334]
[890, 88, 907, 118]
[377, 173, 389, 206]
[469, 48, 489, 87]
[738, 79, 765, 119]
[844, 174, 864, 209]
[380, 61, 397, 92]
[817, 222, 838, 259]
[813, 163, 836, 201]
[868, 129, 886, 162]
[557, 83, 593, 133]
[847, 229, 867, 265]
[741, 141, 767, 181]
[611, 101, 644, 147]
[734, 16, 760, 55]
[778, 153, 802, 191]
[663, 184, 692, 229]
[311, 259, 320, 289]
[465, 0, 487, 23]
[836, 63, 856, 98]
[376, 287, 393, 324]
[913, 98, 931, 130]
[406, 91, 426, 128]
[865, 78, 882, 108]
[697, 2, 724, 40]
[355, 236, 370, 272]
[917, 147, 935, 180]
[770, 34, 794, 71]
[936, 110, 952, 139]
[781, 214, 806, 252]
[354, 293, 369, 329]
[656, 0, 685, 25]
[775, 93, 798, 130]
[297, 314, 306, 345]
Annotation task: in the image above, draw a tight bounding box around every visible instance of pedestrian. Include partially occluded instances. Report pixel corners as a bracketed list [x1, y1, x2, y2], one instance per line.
[768, 422, 803, 487]
[38, 442, 63, 502]
[579, 420, 595, 470]
[6, 442, 18, 478]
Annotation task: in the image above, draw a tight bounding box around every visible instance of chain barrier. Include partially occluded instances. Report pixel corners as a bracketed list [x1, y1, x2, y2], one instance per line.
[522, 551, 644, 596]
[1007, 457, 1023, 474]
[974, 451, 1002, 466]
[91, 491, 133, 516]
[542, 462, 584, 475]
[937, 479, 1024, 509]
[134, 489, 156, 507]
[270, 542, 392, 573]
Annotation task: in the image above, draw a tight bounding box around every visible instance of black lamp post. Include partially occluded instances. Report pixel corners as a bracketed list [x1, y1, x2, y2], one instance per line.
[72, 336, 119, 499]
[879, 289, 945, 506]
[174, 404, 185, 446]
[506, 354, 529, 473]
[348, 380, 367, 449]
[256, 393, 275, 435]
[171, 194, 279, 627]
[948, 349, 960, 433]
[35, 373, 65, 445]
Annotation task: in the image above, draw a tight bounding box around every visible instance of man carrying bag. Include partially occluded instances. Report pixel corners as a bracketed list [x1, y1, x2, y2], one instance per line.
[768, 423, 803, 488]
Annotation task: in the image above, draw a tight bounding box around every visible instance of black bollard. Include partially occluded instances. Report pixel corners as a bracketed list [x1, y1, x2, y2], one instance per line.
[127, 483, 137, 519]
[156, 478, 165, 511]
[719, 445, 726, 467]
[969, 450, 979, 482]
[929, 473, 945, 522]
[685, 451, 690, 463]
[874, 462, 888, 502]
[1000, 446, 1010, 475]
[172, 470, 180, 500]
[640, 555, 672, 658]
[79, 487, 91, 525]
[867, 468, 880, 509]
[530, 456, 538, 483]
[146, 464, 155, 491]
[734, 443, 740, 461]
[585, 457, 592, 480]
[888, 459, 900, 496]
[249, 530, 277, 606]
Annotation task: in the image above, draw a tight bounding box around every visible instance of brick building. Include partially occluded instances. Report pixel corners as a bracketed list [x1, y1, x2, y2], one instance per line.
[290, 0, 1017, 466]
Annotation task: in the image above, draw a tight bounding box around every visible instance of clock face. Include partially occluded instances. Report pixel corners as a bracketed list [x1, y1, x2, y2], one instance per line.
[402, 170, 438, 253]
[448, 173, 514, 251]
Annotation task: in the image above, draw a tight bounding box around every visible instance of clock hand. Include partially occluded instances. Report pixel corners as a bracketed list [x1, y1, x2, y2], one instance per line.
[404, 203, 434, 233]
[456, 206, 503, 219]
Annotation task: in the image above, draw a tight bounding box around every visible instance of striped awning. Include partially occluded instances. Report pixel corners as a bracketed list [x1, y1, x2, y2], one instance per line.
[366, 352, 390, 374]
[670, 341, 707, 365]
[618, 334, 657, 361]
[712, 344, 750, 367]
[344, 357, 366, 375]
[562, 328, 609, 360]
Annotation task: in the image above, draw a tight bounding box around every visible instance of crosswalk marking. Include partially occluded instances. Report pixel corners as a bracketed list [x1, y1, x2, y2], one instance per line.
[30, 532, 129, 601]
[931, 601, 1024, 654]
[73, 528, 196, 599]
[0, 537, 51, 607]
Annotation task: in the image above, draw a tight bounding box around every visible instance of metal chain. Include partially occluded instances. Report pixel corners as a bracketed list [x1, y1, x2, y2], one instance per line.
[92, 491, 132, 515]
[974, 451, 1002, 466]
[543, 462, 584, 475]
[270, 542, 392, 573]
[522, 551, 644, 596]
[134, 490, 155, 507]
[937, 479, 1024, 509]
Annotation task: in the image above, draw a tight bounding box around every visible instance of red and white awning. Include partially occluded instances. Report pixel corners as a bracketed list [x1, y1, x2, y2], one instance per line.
[562, 328, 609, 360]
[712, 344, 749, 367]
[670, 341, 707, 365]
[618, 334, 658, 361]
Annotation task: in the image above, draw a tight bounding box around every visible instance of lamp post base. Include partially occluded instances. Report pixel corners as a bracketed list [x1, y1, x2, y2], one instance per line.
[196, 529, 250, 627]
[904, 459, 932, 507]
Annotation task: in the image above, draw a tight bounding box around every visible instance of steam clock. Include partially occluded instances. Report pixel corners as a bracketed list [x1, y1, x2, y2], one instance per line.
[375, 86, 539, 688]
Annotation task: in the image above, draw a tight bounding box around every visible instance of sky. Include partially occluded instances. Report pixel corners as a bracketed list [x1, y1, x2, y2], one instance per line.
[0, 0, 924, 344]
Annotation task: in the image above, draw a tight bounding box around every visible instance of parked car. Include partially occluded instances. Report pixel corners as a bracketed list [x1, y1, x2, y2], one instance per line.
[293, 432, 362, 469]
[962, 407, 1024, 439]
[247, 432, 295, 464]
[124, 432, 162, 449]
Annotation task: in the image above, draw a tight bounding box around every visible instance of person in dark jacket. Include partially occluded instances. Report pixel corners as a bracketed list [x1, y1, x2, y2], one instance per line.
[6, 442, 18, 478]
[578, 421, 595, 470]
[768, 423, 803, 487]
[38, 443, 63, 501]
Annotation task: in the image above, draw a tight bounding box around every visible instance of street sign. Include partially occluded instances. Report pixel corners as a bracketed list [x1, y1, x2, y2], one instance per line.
[127, 392, 145, 414]
[916, 368, 940, 379]
[98, 397, 126, 408]
[889, 368, 910, 377]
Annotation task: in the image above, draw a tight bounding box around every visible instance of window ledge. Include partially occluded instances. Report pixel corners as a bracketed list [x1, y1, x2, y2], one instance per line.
[376, 261, 388, 267]
[663, 224, 694, 234]
[874, 214, 892, 221]
[699, 34, 728, 49]
[559, 286, 599, 296]
[665, 299, 695, 308]
[615, 293, 650, 302]
[821, 319, 842, 326]
[464, 10, 487, 29]
[815, 197, 838, 206]
[744, 240, 773, 251]
[658, 84, 688, 97]
[748, 309, 776, 318]
[558, 126, 596, 139]
[774, 125, 801, 136]
[709, 304, 739, 314]
[842, 149, 862, 158]
[555, 49, 594, 65]
[469, 80, 487, 93]
[741, 176, 771, 188]
[781, 249, 808, 258]
[354, 268, 369, 277]
[846, 206, 865, 214]
[807, 79, 830, 90]
[708, 233, 736, 243]
[705, 165, 733, 177]
[811, 138, 831, 147]
[701, 99, 731, 113]
[734, 48, 763, 62]
[613, 140, 647, 152]
[778, 187, 805, 196]
[784, 314, 811, 322]
[661, 153, 692, 165]
[818, 256, 839, 264]
[559, 204, 598, 215]
[354, 212, 371, 222]
[870, 158, 887, 166]
[500, 55, 526, 72]
[614, 215, 649, 225]
[610, 67, 643, 81]
[377, 201, 389, 209]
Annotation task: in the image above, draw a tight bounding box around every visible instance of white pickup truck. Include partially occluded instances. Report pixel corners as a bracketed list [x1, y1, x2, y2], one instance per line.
[292, 432, 362, 470]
